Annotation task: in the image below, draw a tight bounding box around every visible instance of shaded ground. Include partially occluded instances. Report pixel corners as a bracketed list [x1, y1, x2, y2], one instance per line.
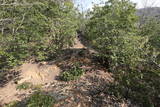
[0, 82, 32, 106]
[0, 70, 19, 87]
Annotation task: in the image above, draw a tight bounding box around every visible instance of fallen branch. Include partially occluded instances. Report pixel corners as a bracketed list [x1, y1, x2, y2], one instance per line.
[152, 61, 160, 69]
[0, 18, 12, 22]
[0, 3, 42, 6]
[15, 13, 26, 33]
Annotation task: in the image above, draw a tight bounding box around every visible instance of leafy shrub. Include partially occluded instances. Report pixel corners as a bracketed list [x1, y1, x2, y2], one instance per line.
[84, 0, 149, 71]
[108, 70, 160, 106]
[60, 65, 84, 81]
[5, 91, 55, 107]
[16, 82, 43, 91]
[0, 0, 78, 71]
[139, 18, 160, 69]
[140, 18, 160, 50]
[27, 91, 55, 107]
[5, 101, 19, 107]
[16, 82, 33, 90]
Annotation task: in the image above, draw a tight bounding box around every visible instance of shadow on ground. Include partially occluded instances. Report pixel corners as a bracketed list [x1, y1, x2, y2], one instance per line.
[0, 70, 20, 87]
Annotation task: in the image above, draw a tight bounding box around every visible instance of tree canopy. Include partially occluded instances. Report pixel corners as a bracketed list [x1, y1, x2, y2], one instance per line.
[0, 0, 78, 70]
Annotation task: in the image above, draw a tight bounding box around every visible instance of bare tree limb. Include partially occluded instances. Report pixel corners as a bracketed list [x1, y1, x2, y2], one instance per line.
[0, 3, 42, 6]
[152, 61, 160, 69]
[0, 18, 12, 22]
[15, 13, 26, 33]
[1, 27, 4, 35]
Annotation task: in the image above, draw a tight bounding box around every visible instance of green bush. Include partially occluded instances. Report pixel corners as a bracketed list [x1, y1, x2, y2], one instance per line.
[84, 0, 149, 71]
[60, 65, 84, 81]
[139, 18, 160, 69]
[27, 91, 55, 107]
[108, 70, 160, 107]
[5, 101, 19, 107]
[16, 82, 33, 90]
[0, 0, 78, 71]
[5, 91, 55, 107]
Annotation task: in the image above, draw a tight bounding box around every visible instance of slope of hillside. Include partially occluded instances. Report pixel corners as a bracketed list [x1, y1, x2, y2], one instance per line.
[0, 37, 135, 107]
[0, 1, 160, 107]
[137, 7, 160, 18]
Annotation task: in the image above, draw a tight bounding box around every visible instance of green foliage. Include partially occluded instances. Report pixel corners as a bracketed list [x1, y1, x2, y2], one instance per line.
[4, 91, 55, 107]
[0, 0, 78, 71]
[140, 18, 160, 66]
[0, 71, 6, 81]
[85, 0, 149, 71]
[108, 70, 160, 107]
[26, 91, 55, 107]
[16, 82, 43, 91]
[77, 12, 87, 34]
[60, 65, 84, 81]
[5, 101, 19, 107]
[16, 82, 33, 90]
[140, 18, 160, 49]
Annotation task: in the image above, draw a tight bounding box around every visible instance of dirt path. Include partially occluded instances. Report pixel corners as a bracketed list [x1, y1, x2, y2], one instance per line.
[72, 37, 86, 49]
[0, 62, 61, 105]
[0, 34, 100, 106]
[0, 82, 32, 105]
[0, 36, 87, 105]
[0, 36, 134, 107]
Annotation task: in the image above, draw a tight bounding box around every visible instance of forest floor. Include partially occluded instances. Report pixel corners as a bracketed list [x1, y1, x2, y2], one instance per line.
[0, 35, 137, 107]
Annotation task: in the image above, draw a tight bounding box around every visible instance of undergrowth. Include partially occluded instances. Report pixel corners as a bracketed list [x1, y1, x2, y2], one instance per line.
[107, 70, 160, 107]
[5, 101, 19, 107]
[16, 82, 42, 90]
[5, 91, 55, 107]
[60, 64, 84, 81]
[26, 91, 55, 107]
[16, 82, 33, 90]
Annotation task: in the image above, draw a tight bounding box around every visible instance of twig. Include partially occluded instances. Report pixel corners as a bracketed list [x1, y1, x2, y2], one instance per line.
[0, 18, 12, 22]
[0, 3, 42, 6]
[152, 61, 160, 69]
[15, 13, 26, 33]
